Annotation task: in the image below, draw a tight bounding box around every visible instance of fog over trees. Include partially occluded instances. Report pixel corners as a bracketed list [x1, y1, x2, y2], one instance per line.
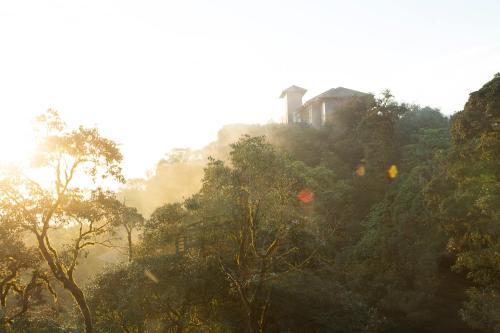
[0, 75, 499, 332]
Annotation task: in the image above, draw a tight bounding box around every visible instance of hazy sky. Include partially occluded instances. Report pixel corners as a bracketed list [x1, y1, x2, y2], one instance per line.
[1, 0, 499, 177]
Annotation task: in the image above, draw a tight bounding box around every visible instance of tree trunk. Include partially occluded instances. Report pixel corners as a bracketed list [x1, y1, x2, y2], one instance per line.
[36, 236, 94, 333]
[127, 229, 133, 262]
[68, 281, 93, 333]
[247, 311, 261, 333]
[137, 321, 145, 333]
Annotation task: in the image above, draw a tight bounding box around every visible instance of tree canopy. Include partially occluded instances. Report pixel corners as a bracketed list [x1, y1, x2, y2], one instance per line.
[1, 76, 499, 332]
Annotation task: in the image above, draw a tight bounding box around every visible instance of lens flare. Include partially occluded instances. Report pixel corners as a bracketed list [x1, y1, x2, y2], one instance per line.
[387, 164, 398, 179]
[297, 189, 314, 203]
[144, 269, 159, 283]
[355, 165, 366, 177]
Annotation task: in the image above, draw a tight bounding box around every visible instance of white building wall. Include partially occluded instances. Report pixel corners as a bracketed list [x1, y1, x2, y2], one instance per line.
[311, 103, 322, 129]
[284, 93, 304, 124]
[321, 101, 326, 125]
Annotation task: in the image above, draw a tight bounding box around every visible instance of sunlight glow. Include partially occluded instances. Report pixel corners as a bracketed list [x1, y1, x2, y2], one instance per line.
[0, 1, 498, 179]
[0, 119, 35, 166]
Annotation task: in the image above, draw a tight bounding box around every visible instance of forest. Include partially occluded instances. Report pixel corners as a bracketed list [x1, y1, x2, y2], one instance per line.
[0, 74, 499, 333]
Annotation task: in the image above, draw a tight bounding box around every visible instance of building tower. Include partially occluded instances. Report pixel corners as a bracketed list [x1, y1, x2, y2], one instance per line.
[279, 85, 307, 124]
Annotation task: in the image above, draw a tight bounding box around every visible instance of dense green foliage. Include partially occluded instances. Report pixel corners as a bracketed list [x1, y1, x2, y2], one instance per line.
[426, 74, 500, 332]
[1, 75, 499, 332]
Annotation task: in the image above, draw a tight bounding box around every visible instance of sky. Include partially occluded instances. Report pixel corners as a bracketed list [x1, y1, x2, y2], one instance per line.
[0, 0, 499, 178]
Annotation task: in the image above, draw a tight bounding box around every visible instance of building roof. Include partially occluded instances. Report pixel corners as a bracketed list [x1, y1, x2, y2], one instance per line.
[279, 85, 307, 98]
[303, 87, 368, 107]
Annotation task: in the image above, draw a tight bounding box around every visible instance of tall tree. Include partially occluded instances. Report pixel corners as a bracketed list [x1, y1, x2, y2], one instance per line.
[112, 202, 144, 262]
[188, 136, 316, 333]
[0, 110, 124, 333]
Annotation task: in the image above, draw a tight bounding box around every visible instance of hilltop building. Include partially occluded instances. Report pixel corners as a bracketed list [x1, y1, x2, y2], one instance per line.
[280, 85, 368, 128]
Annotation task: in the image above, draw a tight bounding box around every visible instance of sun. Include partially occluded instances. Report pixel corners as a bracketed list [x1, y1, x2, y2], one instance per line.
[0, 118, 36, 166]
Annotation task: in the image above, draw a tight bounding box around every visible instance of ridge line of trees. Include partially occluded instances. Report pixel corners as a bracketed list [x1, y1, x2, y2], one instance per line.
[0, 74, 499, 332]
